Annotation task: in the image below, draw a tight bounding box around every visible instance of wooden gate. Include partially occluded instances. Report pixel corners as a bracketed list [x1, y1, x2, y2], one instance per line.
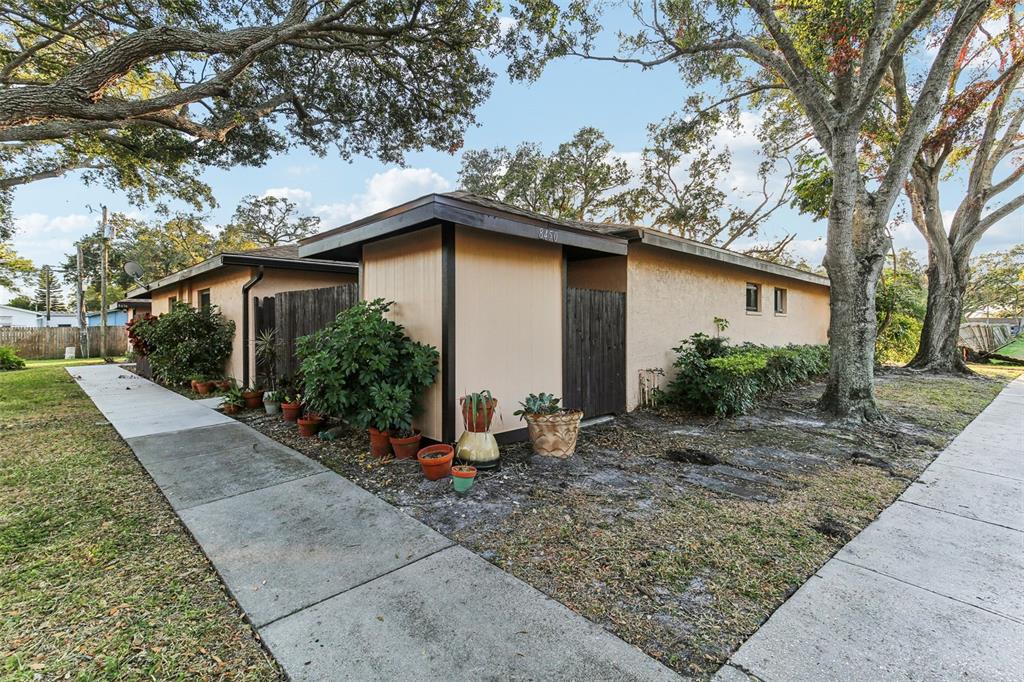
[564, 287, 626, 417]
[256, 283, 359, 383]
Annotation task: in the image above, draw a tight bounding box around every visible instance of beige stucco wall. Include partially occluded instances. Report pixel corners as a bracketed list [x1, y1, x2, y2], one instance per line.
[148, 266, 356, 384]
[454, 227, 563, 438]
[567, 256, 627, 292]
[362, 226, 444, 440]
[626, 244, 830, 409]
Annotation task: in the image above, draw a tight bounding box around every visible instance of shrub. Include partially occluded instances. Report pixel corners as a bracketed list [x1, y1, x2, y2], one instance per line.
[146, 303, 235, 386]
[296, 298, 438, 432]
[664, 333, 828, 416]
[126, 313, 158, 356]
[876, 312, 922, 365]
[0, 345, 25, 371]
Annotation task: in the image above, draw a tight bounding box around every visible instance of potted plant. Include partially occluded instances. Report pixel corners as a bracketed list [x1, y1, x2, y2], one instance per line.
[195, 377, 216, 396]
[417, 444, 454, 480]
[281, 391, 302, 422]
[297, 412, 323, 437]
[514, 392, 584, 458]
[242, 385, 265, 409]
[263, 390, 282, 415]
[451, 465, 477, 494]
[389, 427, 422, 460]
[461, 390, 497, 432]
[190, 375, 205, 392]
[221, 386, 245, 415]
[215, 377, 232, 391]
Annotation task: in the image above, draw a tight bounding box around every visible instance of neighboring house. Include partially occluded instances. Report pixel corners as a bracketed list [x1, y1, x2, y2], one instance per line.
[36, 312, 79, 328]
[86, 307, 129, 327]
[0, 303, 41, 328]
[126, 245, 357, 385]
[298, 191, 831, 444]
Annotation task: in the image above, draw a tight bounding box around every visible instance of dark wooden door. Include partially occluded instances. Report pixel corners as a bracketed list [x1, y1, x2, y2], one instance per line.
[564, 287, 626, 417]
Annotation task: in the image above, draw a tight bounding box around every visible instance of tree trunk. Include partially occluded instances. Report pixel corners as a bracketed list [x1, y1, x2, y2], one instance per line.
[818, 137, 886, 421]
[908, 247, 971, 373]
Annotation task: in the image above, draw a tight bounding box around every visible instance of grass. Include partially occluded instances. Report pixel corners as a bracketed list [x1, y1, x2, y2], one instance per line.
[995, 336, 1024, 360]
[0, 364, 279, 680]
[23, 357, 126, 369]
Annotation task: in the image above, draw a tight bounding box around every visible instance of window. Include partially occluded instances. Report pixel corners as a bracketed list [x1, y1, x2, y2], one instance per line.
[199, 289, 211, 310]
[774, 287, 788, 315]
[745, 283, 761, 312]
[168, 296, 177, 306]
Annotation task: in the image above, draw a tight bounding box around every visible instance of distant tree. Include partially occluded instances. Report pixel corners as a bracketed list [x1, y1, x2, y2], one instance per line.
[875, 248, 927, 364]
[0, 243, 32, 289]
[5, 293, 33, 309]
[33, 267, 66, 314]
[963, 245, 1024, 323]
[216, 195, 321, 251]
[0, 0, 500, 234]
[459, 127, 631, 221]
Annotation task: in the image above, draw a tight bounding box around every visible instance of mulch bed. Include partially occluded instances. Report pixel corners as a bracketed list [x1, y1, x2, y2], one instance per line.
[225, 367, 1012, 678]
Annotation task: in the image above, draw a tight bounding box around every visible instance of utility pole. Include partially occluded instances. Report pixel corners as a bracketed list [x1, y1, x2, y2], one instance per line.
[77, 245, 88, 357]
[99, 206, 109, 357]
[41, 265, 52, 323]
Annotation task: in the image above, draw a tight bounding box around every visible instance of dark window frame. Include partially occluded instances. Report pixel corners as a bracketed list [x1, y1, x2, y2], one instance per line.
[745, 282, 761, 312]
[198, 288, 211, 310]
[774, 287, 788, 315]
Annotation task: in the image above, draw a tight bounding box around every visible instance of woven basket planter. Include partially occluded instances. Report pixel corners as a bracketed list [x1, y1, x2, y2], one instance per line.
[525, 410, 583, 458]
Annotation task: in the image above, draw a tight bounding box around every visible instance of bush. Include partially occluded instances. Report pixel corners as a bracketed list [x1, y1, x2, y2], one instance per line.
[664, 333, 828, 416]
[126, 313, 158, 356]
[876, 312, 922, 365]
[145, 303, 235, 386]
[0, 345, 25, 371]
[296, 298, 438, 432]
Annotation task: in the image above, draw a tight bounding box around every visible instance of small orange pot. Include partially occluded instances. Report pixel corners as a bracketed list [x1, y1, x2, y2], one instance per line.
[196, 381, 215, 396]
[389, 430, 422, 460]
[242, 390, 264, 409]
[215, 379, 232, 391]
[281, 402, 302, 422]
[297, 416, 322, 438]
[368, 427, 392, 458]
[223, 403, 241, 415]
[417, 444, 454, 480]
[461, 397, 497, 432]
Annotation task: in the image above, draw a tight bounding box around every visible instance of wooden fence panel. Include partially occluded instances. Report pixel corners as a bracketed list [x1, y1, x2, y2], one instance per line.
[264, 283, 359, 383]
[0, 326, 128, 359]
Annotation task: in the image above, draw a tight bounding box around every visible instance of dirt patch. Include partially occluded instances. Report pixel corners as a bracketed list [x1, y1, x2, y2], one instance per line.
[234, 366, 1020, 679]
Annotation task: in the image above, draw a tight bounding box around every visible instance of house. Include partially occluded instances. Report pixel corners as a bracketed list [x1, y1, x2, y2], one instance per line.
[125, 245, 357, 385]
[36, 312, 78, 328]
[298, 192, 831, 444]
[0, 303, 41, 328]
[86, 307, 129, 327]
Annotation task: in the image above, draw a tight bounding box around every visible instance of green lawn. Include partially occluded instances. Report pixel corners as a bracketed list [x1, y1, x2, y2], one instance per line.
[24, 357, 126, 369]
[996, 336, 1024, 360]
[0, 364, 279, 680]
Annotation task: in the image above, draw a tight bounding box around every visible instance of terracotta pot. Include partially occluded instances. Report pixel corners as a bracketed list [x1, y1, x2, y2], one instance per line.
[242, 390, 264, 409]
[368, 427, 392, 458]
[222, 403, 241, 415]
[525, 410, 584, 458]
[281, 402, 302, 422]
[297, 415, 323, 438]
[215, 379, 231, 391]
[389, 430, 422, 460]
[460, 397, 497, 432]
[190, 379, 200, 392]
[417, 444, 454, 480]
[196, 381, 215, 396]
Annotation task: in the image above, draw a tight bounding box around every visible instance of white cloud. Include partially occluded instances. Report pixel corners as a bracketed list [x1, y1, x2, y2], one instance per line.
[262, 187, 314, 204]
[14, 212, 93, 238]
[314, 168, 451, 225]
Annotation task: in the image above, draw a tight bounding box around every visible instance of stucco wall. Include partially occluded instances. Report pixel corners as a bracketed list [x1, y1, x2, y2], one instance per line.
[567, 256, 627, 292]
[362, 226, 444, 440]
[455, 227, 563, 438]
[148, 266, 356, 384]
[626, 244, 830, 409]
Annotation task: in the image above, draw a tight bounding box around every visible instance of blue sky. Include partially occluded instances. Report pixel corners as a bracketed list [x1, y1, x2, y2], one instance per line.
[5, 28, 1022, 301]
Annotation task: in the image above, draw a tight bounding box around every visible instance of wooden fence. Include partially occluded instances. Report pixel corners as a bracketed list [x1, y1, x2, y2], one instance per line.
[959, 322, 1015, 354]
[0, 326, 128, 359]
[254, 283, 360, 384]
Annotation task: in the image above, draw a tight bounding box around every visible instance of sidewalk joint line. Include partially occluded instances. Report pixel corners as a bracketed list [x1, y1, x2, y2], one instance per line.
[893, 499, 1022, 533]
[255, 542, 457, 630]
[832, 558, 1023, 624]
[930, 462, 1023, 483]
[175, 469, 330, 513]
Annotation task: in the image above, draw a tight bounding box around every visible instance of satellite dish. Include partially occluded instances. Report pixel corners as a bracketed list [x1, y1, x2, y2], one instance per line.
[124, 261, 147, 288]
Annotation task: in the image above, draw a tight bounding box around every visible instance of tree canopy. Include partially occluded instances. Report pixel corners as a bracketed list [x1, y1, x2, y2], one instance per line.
[215, 195, 320, 251]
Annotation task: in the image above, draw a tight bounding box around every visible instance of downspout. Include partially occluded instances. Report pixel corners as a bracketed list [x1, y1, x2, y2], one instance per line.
[241, 266, 265, 387]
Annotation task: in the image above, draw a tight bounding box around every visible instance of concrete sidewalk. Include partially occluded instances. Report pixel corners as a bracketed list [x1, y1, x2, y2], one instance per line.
[69, 365, 679, 681]
[715, 376, 1024, 682]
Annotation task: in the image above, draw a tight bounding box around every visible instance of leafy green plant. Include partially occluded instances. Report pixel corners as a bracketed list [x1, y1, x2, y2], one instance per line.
[0, 345, 25, 371]
[664, 333, 828, 416]
[222, 385, 245, 408]
[513, 392, 561, 420]
[461, 389, 496, 426]
[254, 328, 278, 389]
[296, 299, 438, 431]
[145, 303, 235, 386]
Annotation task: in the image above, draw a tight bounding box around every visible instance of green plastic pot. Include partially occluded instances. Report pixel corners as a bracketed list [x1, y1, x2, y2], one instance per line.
[451, 465, 477, 494]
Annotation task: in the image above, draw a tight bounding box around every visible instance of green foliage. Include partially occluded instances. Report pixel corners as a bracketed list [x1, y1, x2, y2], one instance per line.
[0, 244, 34, 290]
[513, 392, 561, 419]
[876, 312, 923, 365]
[875, 248, 927, 365]
[4, 294, 34, 310]
[215, 195, 320, 251]
[964, 245, 1024, 320]
[144, 303, 235, 386]
[0, 346, 25, 371]
[664, 333, 829, 416]
[296, 299, 438, 432]
[461, 389, 496, 424]
[221, 385, 245, 408]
